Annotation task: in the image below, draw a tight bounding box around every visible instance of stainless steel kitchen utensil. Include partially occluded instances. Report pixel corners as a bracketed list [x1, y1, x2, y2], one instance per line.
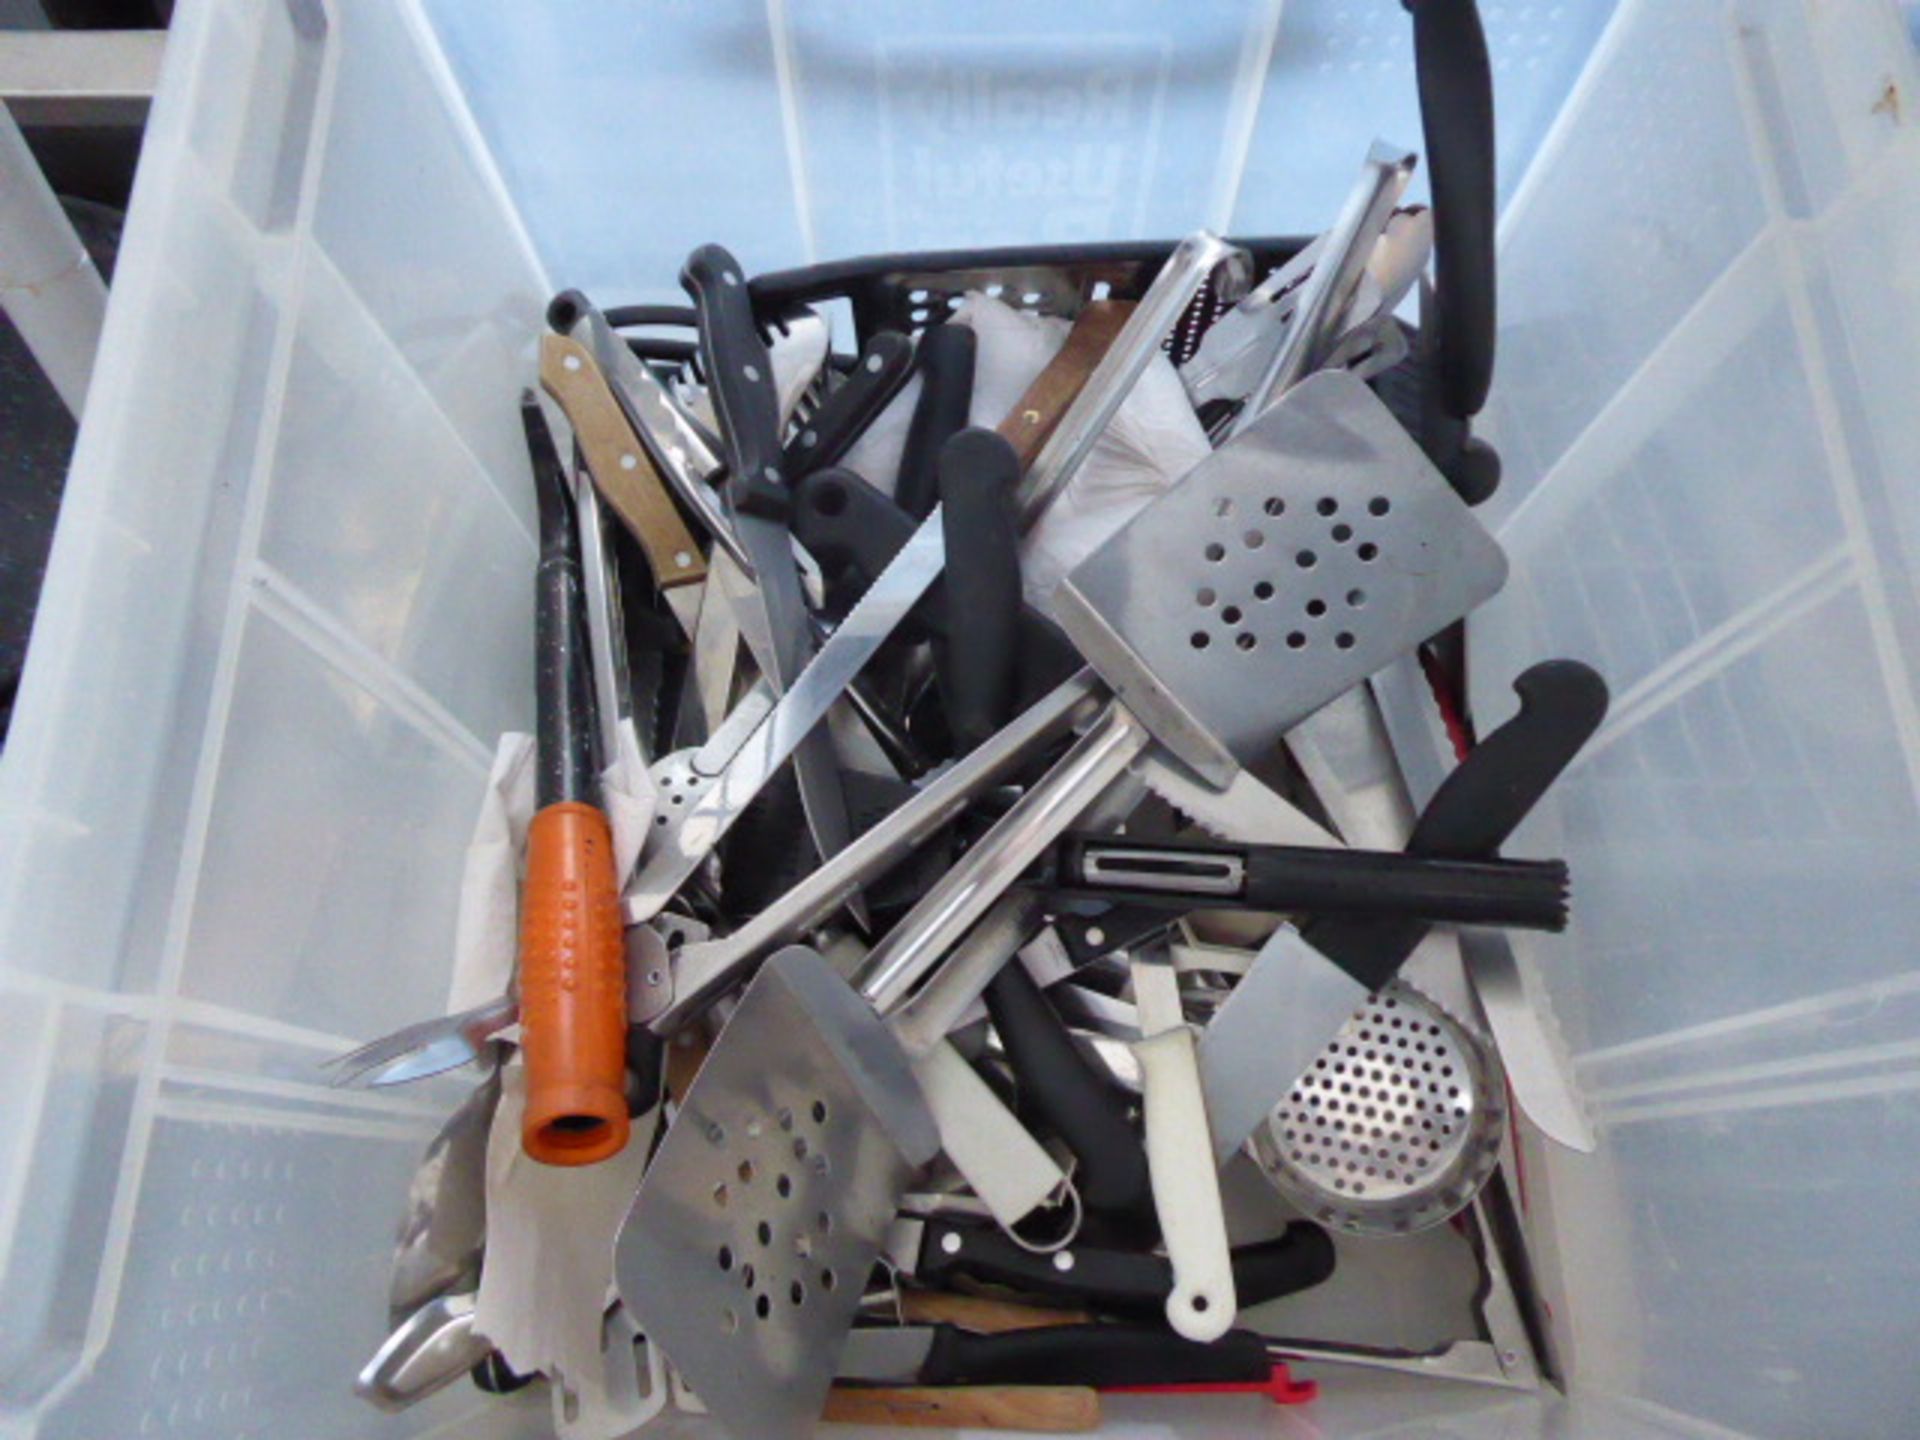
[623, 511, 947, 924]
[1230, 142, 1416, 435]
[1014, 230, 1250, 528]
[355, 1292, 494, 1411]
[1053, 368, 1508, 787]
[1248, 982, 1505, 1236]
[388, 1070, 498, 1320]
[614, 945, 940, 1440]
[650, 671, 1107, 1030]
[325, 993, 516, 1089]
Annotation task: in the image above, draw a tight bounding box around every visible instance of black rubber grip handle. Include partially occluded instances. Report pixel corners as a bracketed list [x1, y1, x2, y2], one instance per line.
[897, 324, 978, 519]
[784, 330, 915, 480]
[910, 1323, 1273, 1388]
[792, 467, 948, 633]
[520, 395, 597, 809]
[1406, 0, 1497, 418]
[984, 961, 1154, 1225]
[914, 1219, 1335, 1315]
[1308, 658, 1608, 991]
[1412, 659, 1609, 858]
[681, 243, 789, 518]
[937, 428, 1023, 755]
[1049, 837, 1569, 931]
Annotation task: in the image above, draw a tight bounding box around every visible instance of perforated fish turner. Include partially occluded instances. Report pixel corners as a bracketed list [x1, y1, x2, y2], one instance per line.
[614, 946, 938, 1440]
[1052, 369, 1507, 787]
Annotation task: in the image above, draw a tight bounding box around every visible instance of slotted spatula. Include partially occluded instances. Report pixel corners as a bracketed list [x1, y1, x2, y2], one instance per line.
[1052, 368, 1508, 788]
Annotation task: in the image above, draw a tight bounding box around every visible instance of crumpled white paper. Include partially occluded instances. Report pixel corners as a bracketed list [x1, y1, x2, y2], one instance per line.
[827, 294, 1211, 613]
[443, 731, 660, 1428]
[472, 1060, 652, 1406]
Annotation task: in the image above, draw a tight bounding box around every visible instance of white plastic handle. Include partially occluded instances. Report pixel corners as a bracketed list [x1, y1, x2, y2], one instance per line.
[1133, 1024, 1237, 1342]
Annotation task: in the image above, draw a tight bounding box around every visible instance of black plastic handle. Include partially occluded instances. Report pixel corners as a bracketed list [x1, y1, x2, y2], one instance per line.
[909, 1323, 1273, 1388]
[1413, 659, 1609, 857]
[937, 428, 1023, 755]
[520, 395, 596, 809]
[1048, 837, 1569, 931]
[897, 325, 978, 519]
[681, 243, 789, 517]
[1406, 0, 1497, 419]
[984, 961, 1154, 1226]
[914, 1219, 1335, 1315]
[792, 467, 946, 631]
[1307, 658, 1608, 991]
[784, 330, 915, 480]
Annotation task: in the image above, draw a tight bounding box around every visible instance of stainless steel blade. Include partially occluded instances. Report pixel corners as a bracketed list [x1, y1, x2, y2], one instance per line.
[833, 1327, 938, 1384]
[623, 515, 946, 925]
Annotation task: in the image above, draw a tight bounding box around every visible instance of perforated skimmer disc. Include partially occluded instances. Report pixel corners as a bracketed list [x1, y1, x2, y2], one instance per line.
[1250, 983, 1504, 1236]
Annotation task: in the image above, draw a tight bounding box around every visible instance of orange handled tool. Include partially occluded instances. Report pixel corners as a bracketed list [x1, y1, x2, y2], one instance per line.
[518, 394, 630, 1165]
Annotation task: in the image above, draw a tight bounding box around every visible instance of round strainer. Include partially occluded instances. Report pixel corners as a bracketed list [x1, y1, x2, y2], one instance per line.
[1249, 982, 1504, 1236]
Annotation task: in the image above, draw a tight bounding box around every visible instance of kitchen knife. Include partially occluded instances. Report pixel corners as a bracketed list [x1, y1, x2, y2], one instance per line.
[984, 960, 1154, 1228]
[896, 322, 977, 519]
[1214, 660, 1603, 1127]
[539, 332, 707, 640]
[785, 329, 916, 480]
[997, 300, 1133, 470]
[888, 1216, 1334, 1317]
[1305, 658, 1607, 991]
[838, 1322, 1279, 1389]
[682, 243, 857, 899]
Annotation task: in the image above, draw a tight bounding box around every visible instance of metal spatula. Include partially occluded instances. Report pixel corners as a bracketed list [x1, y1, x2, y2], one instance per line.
[1052, 368, 1507, 787]
[614, 946, 938, 1440]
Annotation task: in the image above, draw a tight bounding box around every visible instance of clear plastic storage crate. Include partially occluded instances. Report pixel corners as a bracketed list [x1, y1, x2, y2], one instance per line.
[2, 1, 1916, 1437]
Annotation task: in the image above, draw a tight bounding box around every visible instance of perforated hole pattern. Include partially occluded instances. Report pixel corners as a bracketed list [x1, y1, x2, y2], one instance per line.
[1259, 985, 1504, 1236]
[704, 1098, 843, 1341]
[1187, 490, 1389, 655]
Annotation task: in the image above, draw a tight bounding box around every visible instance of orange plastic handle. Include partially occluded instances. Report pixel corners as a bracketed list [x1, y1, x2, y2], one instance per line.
[519, 801, 631, 1165]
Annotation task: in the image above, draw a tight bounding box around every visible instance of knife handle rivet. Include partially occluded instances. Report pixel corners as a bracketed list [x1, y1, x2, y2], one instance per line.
[620, 453, 639, 471]
[1084, 927, 1106, 947]
[563, 354, 581, 372]
[940, 1232, 963, 1256]
[1052, 1251, 1075, 1273]
[675, 552, 694, 568]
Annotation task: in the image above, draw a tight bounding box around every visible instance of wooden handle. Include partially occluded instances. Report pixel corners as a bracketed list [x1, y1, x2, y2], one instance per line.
[822, 1385, 1099, 1432]
[539, 332, 707, 589]
[896, 1290, 1091, 1334]
[996, 301, 1135, 470]
[519, 802, 630, 1165]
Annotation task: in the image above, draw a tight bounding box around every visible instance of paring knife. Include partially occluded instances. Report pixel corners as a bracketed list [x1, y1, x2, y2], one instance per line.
[539, 332, 707, 640]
